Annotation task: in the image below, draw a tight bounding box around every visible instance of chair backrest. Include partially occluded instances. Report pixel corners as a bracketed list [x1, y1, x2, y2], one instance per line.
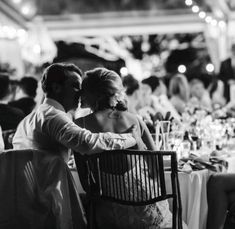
[75, 149, 182, 229]
[0, 149, 87, 229]
[2, 129, 16, 149]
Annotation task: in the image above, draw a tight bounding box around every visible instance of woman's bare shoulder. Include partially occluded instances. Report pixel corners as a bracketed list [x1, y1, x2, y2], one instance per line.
[121, 110, 139, 120]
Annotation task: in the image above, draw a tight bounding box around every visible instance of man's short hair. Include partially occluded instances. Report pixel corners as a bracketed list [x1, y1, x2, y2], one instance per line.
[0, 73, 10, 99]
[20, 77, 38, 98]
[41, 63, 82, 94]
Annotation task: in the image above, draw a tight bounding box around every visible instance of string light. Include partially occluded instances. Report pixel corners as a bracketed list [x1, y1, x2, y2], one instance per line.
[184, 0, 226, 28]
[211, 19, 218, 26]
[205, 16, 212, 23]
[0, 24, 27, 42]
[218, 20, 226, 28]
[206, 63, 214, 73]
[10, 0, 37, 18]
[21, 5, 31, 16]
[198, 11, 206, 19]
[185, 0, 193, 6]
[33, 44, 41, 54]
[192, 5, 199, 13]
[120, 67, 128, 76]
[178, 65, 186, 74]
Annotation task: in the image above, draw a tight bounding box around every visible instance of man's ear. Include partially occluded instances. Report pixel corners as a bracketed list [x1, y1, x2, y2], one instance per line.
[51, 83, 62, 94]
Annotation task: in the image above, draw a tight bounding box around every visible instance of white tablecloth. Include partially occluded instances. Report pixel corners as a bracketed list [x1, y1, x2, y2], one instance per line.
[171, 154, 235, 229]
[175, 170, 210, 229]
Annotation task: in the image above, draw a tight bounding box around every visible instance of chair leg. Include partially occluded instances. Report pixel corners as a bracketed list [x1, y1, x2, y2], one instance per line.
[87, 201, 96, 229]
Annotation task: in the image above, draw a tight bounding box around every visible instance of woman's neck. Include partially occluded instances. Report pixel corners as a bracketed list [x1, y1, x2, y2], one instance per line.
[95, 108, 122, 119]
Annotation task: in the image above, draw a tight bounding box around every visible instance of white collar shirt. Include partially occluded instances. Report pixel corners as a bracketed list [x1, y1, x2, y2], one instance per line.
[13, 98, 136, 161]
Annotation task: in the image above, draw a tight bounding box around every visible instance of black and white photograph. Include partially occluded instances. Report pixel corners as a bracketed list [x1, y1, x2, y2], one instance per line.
[0, 0, 235, 229]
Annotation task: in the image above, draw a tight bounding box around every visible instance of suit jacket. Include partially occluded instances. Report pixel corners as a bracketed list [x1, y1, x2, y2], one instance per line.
[219, 58, 235, 102]
[0, 103, 24, 131]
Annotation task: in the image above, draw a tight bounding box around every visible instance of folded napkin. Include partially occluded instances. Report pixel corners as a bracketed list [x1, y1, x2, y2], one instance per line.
[178, 153, 228, 173]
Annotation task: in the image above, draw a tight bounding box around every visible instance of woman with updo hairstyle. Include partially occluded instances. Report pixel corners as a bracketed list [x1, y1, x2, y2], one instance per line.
[81, 67, 127, 112]
[75, 67, 172, 229]
[169, 74, 190, 114]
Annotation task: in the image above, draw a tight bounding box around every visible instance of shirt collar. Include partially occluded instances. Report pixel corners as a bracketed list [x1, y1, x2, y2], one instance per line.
[44, 98, 65, 112]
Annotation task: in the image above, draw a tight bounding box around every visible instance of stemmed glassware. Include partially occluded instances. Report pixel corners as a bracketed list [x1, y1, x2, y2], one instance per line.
[155, 121, 170, 150]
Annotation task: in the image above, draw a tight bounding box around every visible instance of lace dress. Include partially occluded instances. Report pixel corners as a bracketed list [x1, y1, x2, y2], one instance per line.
[95, 158, 172, 229]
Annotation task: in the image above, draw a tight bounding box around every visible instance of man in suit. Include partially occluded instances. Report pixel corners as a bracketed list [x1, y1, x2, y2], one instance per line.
[219, 44, 235, 102]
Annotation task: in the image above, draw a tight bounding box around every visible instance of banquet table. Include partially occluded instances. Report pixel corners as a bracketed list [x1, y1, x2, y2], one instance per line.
[167, 154, 235, 229]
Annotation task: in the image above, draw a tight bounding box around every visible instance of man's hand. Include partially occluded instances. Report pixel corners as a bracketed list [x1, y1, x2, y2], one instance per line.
[127, 124, 147, 150]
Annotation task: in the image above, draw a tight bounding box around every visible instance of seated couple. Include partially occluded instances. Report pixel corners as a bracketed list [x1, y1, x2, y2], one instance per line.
[12, 63, 175, 228]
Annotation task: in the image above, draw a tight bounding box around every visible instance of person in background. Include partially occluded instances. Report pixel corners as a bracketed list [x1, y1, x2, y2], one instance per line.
[75, 67, 172, 229]
[12, 63, 138, 162]
[169, 74, 190, 114]
[122, 74, 142, 114]
[207, 173, 235, 229]
[208, 78, 226, 109]
[9, 76, 38, 115]
[219, 43, 235, 102]
[141, 75, 181, 121]
[137, 83, 158, 126]
[122, 74, 155, 131]
[189, 78, 212, 110]
[0, 73, 24, 131]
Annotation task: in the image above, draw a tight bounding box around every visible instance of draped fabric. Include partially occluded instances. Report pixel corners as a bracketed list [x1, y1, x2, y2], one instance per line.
[0, 149, 86, 229]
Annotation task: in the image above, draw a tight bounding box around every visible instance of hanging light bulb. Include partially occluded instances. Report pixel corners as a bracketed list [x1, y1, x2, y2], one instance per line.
[185, 0, 193, 6]
[192, 5, 199, 13]
[199, 11, 206, 19]
[206, 63, 214, 73]
[178, 65, 186, 74]
[120, 67, 128, 76]
[205, 16, 212, 23]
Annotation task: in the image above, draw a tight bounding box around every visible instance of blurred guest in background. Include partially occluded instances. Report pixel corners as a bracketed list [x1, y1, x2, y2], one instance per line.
[141, 76, 167, 116]
[169, 74, 190, 114]
[208, 78, 226, 109]
[142, 75, 181, 121]
[0, 73, 24, 131]
[189, 78, 212, 110]
[9, 76, 38, 115]
[207, 173, 235, 229]
[219, 44, 235, 102]
[137, 83, 158, 127]
[122, 74, 142, 114]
